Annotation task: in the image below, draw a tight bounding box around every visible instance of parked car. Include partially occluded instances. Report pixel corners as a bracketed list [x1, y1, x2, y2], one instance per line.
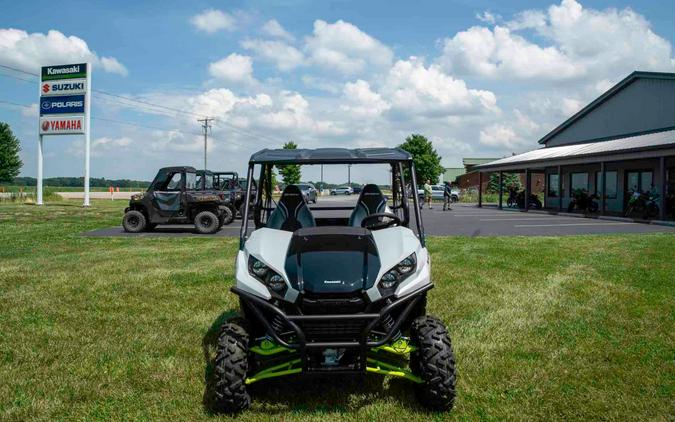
[331, 186, 354, 195]
[122, 166, 226, 234]
[417, 184, 460, 202]
[352, 185, 362, 194]
[298, 183, 318, 203]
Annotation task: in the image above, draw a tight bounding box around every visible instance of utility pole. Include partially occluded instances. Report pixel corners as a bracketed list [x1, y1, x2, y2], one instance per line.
[197, 117, 214, 170]
[348, 164, 352, 186]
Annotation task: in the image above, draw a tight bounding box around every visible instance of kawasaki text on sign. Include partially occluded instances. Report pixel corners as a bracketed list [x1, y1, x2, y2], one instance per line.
[41, 63, 87, 81]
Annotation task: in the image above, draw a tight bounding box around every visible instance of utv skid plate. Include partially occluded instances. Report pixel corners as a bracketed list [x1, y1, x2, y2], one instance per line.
[233, 284, 433, 385]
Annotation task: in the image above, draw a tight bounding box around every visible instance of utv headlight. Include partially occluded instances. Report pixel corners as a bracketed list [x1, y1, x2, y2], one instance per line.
[248, 256, 286, 293]
[378, 253, 417, 291]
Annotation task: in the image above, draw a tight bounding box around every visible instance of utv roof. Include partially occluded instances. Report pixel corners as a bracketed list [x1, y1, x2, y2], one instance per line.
[249, 148, 412, 165]
[196, 169, 213, 175]
[159, 166, 197, 173]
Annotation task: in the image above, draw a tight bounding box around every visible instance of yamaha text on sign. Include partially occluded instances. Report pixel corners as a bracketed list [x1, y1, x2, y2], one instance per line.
[40, 94, 85, 115]
[41, 63, 87, 81]
[41, 79, 87, 96]
[39, 116, 85, 135]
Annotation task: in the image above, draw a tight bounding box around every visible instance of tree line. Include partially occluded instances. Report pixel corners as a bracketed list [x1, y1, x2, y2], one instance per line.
[4, 177, 150, 188]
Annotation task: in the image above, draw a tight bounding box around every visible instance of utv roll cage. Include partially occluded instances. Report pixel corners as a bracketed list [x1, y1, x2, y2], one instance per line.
[239, 147, 425, 247]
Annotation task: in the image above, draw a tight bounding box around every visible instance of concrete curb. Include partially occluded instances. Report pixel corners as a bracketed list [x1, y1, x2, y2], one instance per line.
[480, 204, 675, 227]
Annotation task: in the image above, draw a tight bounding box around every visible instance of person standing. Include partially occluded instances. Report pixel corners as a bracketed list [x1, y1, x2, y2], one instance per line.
[443, 181, 453, 211]
[423, 179, 433, 209]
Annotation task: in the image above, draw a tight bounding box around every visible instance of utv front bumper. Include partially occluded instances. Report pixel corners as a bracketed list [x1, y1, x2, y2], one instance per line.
[232, 283, 431, 376]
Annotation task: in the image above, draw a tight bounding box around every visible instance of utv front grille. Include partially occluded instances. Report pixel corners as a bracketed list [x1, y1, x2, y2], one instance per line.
[297, 319, 367, 343]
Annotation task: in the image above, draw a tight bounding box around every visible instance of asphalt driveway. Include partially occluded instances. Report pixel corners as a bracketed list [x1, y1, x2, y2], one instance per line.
[83, 197, 675, 238]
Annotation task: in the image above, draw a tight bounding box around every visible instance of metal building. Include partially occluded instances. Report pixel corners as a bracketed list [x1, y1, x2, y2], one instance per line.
[476, 71, 675, 221]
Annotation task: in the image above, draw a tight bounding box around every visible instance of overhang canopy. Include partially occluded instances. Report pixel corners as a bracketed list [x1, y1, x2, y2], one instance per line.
[477, 129, 675, 172]
[249, 148, 412, 165]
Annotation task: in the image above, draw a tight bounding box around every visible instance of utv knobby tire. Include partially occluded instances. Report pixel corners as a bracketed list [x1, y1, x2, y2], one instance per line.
[214, 318, 251, 413]
[220, 206, 235, 226]
[122, 210, 146, 233]
[410, 315, 457, 411]
[194, 211, 219, 234]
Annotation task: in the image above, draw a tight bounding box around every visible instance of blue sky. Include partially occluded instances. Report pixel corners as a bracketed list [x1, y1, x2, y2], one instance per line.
[2, 0, 675, 183]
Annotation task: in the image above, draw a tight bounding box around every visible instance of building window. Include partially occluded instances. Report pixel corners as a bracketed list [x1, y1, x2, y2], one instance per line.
[570, 172, 589, 196]
[640, 171, 653, 192]
[595, 171, 617, 199]
[548, 174, 559, 197]
[627, 171, 654, 193]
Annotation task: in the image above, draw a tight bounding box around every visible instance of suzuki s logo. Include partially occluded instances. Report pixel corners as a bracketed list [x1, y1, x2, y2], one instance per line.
[323, 280, 342, 284]
[42, 84, 50, 93]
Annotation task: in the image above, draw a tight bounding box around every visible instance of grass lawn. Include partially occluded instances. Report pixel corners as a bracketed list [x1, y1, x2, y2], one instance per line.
[0, 201, 673, 420]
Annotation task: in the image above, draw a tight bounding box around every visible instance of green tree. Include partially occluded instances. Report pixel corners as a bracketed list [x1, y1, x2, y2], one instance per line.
[398, 134, 443, 184]
[0, 122, 22, 183]
[487, 172, 522, 193]
[277, 141, 301, 185]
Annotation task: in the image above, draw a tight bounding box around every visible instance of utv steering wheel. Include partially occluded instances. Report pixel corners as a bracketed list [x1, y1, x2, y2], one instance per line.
[360, 213, 401, 230]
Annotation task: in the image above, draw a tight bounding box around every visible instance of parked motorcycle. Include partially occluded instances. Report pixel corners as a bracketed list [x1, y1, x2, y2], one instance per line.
[567, 189, 599, 213]
[516, 190, 543, 209]
[625, 190, 660, 219]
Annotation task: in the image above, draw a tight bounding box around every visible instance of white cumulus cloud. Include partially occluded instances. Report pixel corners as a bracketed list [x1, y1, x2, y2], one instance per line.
[440, 0, 675, 82]
[0, 28, 128, 75]
[190, 9, 235, 33]
[305, 20, 393, 75]
[241, 39, 304, 71]
[208, 53, 255, 84]
[262, 19, 295, 41]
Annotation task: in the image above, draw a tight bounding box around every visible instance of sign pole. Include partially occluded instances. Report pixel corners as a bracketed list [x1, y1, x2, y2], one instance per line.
[83, 62, 91, 207]
[37, 135, 43, 205]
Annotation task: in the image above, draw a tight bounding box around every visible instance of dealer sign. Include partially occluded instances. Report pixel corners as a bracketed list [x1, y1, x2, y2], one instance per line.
[41, 79, 87, 96]
[40, 94, 85, 115]
[39, 116, 85, 135]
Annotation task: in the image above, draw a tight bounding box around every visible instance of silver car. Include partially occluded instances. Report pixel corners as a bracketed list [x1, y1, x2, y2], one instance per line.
[331, 186, 354, 195]
[298, 183, 318, 203]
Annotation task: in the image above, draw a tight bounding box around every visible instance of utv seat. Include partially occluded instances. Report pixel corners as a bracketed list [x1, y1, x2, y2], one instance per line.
[267, 185, 316, 231]
[349, 184, 387, 227]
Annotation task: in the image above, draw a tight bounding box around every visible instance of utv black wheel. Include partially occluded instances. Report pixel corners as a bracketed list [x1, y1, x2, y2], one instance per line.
[214, 318, 251, 414]
[410, 315, 456, 411]
[194, 211, 219, 234]
[220, 206, 235, 226]
[122, 210, 146, 233]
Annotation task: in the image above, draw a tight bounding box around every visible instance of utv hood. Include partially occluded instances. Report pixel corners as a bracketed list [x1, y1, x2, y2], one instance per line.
[284, 226, 381, 294]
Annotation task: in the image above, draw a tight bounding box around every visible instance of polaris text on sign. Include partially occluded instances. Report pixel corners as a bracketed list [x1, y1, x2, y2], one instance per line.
[39, 95, 85, 115]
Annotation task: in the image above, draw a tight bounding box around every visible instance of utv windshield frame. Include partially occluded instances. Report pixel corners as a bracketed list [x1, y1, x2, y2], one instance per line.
[239, 148, 425, 248]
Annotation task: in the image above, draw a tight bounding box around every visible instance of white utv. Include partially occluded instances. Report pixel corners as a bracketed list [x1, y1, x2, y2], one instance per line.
[214, 148, 456, 413]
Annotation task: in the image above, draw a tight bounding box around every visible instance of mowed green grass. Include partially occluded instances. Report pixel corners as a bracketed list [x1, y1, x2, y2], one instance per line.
[0, 201, 673, 421]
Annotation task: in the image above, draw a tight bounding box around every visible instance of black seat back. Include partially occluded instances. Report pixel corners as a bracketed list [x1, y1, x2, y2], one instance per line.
[267, 185, 316, 231]
[349, 184, 387, 226]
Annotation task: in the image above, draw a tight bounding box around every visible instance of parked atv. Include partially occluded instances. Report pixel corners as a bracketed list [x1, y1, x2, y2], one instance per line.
[196, 170, 235, 225]
[213, 148, 456, 413]
[122, 166, 225, 234]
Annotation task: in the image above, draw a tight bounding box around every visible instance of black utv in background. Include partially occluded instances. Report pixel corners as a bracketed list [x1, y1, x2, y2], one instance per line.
[196, 170, 236, 225]
[212, 171, 257, 218]
[122, 166, 225, 234]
